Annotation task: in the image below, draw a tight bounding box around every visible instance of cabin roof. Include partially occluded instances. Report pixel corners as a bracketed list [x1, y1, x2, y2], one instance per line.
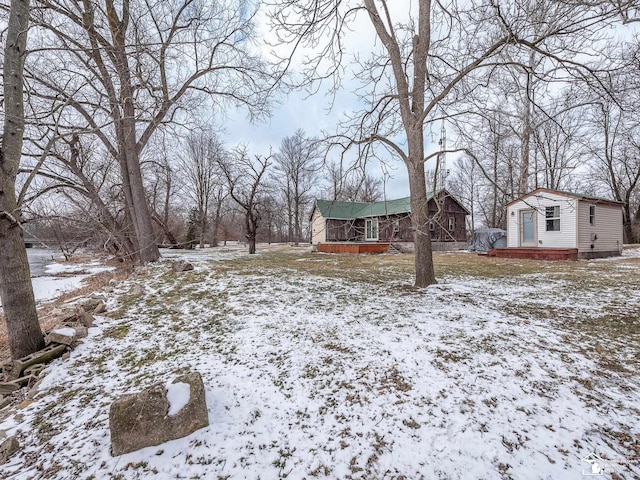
[313, 189, 470, 219]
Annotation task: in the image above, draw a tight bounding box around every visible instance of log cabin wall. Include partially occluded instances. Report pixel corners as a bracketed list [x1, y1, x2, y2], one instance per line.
[325, 219, 366, 241]
[314, 190, 469, 244]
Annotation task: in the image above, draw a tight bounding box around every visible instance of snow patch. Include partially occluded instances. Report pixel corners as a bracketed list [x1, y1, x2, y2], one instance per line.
[166, 382, 191, 417]
[31, 276, 91, 302]
[51, 327, 76, 337]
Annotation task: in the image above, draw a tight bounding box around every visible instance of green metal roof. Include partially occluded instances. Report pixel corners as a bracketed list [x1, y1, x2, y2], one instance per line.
[314, 197, 412, 219]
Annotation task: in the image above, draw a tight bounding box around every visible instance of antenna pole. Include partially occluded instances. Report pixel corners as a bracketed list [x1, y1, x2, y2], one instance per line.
[438, 122, 447, 190]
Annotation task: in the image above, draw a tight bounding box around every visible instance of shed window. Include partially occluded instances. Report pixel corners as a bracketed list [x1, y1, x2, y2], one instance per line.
[429, 218, 435, 231]
[545, 206, 560, 231]
[448, 217, 455, 231]
[589, 205, 595, 226]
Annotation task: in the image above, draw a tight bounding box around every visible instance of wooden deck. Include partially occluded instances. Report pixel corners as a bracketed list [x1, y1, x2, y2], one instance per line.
[317, 243, 390, 254]
[487, 247, 578, 261]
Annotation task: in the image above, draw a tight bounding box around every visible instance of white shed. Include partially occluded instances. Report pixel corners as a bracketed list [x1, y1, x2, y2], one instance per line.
[505, 188, 624, 259]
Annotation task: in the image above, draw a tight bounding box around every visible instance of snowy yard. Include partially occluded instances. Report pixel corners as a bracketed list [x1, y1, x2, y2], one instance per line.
[1, 245, 639, 479]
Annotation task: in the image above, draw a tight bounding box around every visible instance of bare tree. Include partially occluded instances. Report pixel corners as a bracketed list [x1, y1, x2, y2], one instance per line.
[24, 134, 137, 257]
[146, 149, 181, 248]
[323, 160, 382, 203]
[218, 147, 272, 254]
[0, 0, 45, 359]
[209, 186, 229, 247]
[27, 0, 274, 263]
[586, 98, 640, 243]
[532, 102, 586, 191]
[180, 130, 226, 248]
[269, 1, 623, 286]
[448, 155, 481, 233]
[274, 130, 320, 245]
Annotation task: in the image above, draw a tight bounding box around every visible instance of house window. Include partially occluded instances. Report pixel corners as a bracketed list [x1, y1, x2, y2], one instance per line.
[365, 218, 378, 240]
[428, 218, 435, 231]
[589, 205, 595, 226]
[393, 219, 400, 232]
[448, 217, 455, 231]
[545, 206, 560, 231]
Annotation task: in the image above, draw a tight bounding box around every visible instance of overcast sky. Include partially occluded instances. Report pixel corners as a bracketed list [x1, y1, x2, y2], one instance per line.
[219, 1, 447, 201]
[222, 88, 417, 200]
[219, 1, 639, 202]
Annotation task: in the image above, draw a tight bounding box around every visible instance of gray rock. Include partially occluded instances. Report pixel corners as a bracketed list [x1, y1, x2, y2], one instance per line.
[45, 328, 76, 346]
[23, 364, 46, 377]
[50, 305, 83, 323]
[172, 261, 194, 273]
[109, 371, 208, 456]
[0, 383, 20, 395]
[73, 325, 88, 339]
[79, 297, 101, 312]
[80, 296, 107, 313]
[78, 312, 95, 328]
[0, 436, 19, 464]
[93, 300, 107, 314]
[0, 396, 12, 410]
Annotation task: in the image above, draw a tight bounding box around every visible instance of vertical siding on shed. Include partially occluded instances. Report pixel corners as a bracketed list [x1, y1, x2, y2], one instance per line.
[577, 202, 623, 254]
[311, 210, 326, 244]
[507, 192, 578, 248]
[507, 202, 521, 247]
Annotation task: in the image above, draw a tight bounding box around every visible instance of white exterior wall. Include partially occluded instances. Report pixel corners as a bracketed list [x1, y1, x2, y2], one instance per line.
[310, 209, 326, 245]
[507, 192, 578, 248]
[577, 202, 623, 254]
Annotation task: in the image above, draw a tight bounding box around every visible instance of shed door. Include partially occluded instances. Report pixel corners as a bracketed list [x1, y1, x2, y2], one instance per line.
[520, 210, 536, 247]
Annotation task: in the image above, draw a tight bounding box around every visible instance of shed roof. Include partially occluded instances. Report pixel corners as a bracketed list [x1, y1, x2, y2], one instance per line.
[506, 188, 624, 207]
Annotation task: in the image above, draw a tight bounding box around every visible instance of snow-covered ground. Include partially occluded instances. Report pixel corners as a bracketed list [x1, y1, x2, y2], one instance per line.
[0, 255, 114, 308]
[1, 246, 638, 479]
[31, 261, 114, 303]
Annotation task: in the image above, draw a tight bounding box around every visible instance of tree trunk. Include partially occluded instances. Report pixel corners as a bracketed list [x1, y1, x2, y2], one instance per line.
[246, 212, 257, 254]
[0, 0, 45, 360]
[123, 126, 159, 263]
[519, 100, 531, 196]
[492, 151, 498, 228]
[199, 213, 207, 249]
[294, 197, 300, 246]
[247, 224, 257, 254]
[152, 213, 178, 246]
[110, 4, 160, 264]
[287, 197, 293, 244]
[211, 204, 221, 247]
[622, 205, 634, 244]
[518, 52, 536, 196]
[407, 159, 436, 288]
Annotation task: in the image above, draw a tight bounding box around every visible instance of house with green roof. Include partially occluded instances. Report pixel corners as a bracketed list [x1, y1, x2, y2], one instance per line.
[310, 189, 469, 249]
[503, 188, 624, 259]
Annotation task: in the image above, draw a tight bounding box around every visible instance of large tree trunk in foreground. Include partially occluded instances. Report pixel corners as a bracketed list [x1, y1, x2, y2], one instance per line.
[0, 0, 45, 359]
[407, 159, 436, 288]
